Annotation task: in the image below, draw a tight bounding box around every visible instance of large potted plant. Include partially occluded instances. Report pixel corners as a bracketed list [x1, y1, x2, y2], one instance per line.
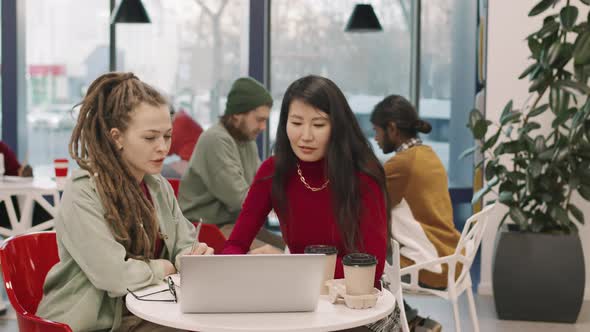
[465, 0, 589, 323]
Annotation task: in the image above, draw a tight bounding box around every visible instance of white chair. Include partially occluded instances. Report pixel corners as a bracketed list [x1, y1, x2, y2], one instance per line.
[382, 239, 411, 332]
[399, 204, 497, 332]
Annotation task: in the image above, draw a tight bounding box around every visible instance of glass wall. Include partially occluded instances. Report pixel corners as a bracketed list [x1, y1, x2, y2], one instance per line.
[419, 0, 476, 189]
[117, 0, 246, 130]
[419, 1, 452, 170]
[269, 0, 413, 162]
[25, 0, 247, 175]
[26, 0, 109, 175]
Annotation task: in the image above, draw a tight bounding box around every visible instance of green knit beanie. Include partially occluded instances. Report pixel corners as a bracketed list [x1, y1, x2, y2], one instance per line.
[224, 77, 273, 116]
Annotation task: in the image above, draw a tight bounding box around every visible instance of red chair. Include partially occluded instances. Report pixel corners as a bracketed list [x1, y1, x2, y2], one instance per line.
[191, 222, 227, 254]
[0, 231, 72, 332]
[166, 178, 180, 198]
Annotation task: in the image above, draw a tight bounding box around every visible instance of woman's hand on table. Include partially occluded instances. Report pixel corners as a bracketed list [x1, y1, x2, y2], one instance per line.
[189, 242, 214, 255]
[248, 244, 284, 255]
[158, 259, 177, 276]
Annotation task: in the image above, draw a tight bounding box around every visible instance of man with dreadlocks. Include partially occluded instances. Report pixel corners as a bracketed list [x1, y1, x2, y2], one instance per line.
[36, 72, 214, 332]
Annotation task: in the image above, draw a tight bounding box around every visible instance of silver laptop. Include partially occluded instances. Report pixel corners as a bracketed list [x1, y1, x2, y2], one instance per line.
[179, 254, 325, 313]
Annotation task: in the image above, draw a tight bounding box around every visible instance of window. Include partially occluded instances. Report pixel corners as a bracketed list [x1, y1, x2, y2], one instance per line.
[117, 0, 246, 130]
[419, 0, 476, 189]
[25, 0, 247, 175]
[26, 0, 109, 175]
[270, 0, 413, 163]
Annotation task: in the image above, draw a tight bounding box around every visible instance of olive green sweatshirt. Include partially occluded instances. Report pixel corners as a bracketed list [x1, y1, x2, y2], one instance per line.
[36, 170, 196, 331]
[178, 122, 260, 225]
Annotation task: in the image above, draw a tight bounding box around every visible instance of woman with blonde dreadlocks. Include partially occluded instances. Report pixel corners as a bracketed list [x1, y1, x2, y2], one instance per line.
[37, 72, 213, 332]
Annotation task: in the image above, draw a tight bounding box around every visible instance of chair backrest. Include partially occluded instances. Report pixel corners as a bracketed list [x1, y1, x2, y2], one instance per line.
[453, 203, 496, 283]
[166, 178, 180, 198]
[383, 239, 411, 332]
[192, 222, 227, 254]
[0, 231, 72, 331]
[384, 239, 403, 295]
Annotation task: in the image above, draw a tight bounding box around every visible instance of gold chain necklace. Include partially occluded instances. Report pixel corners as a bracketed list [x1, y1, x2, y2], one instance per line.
[297, 163, 329, 192]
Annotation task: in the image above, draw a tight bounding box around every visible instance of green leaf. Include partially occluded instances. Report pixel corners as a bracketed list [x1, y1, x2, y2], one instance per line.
[581, 0, 590, 5]
[539, 147, 556, 160]
[501, 100, 513, 119]
[519, 63, 538, 80]
[555, 79, 590, 95]
[547, 42, 563, 66]
[471, 177, 499, 205]
[573, 31, 590, 65]
[579, 166, 590, 181]
[537, 20, 560, 38]
[529, 73, 551, 92]
[494, 144, 505, 156]
[574, 63, 590, 85]
[475, 159, 484, 169]
[468, 109, 483, 130]
[550, 87, 570, 114]
[573, 22, 589, 33]
[578, 184, 590, 200]
[503, 140, 526, 154]
[552, 109, 572, 127]
[529, 0, 558, 16]
[485, 163, 496, 181]
[569, 204, 585, 224]
[556, 146, 570, 161]
[543, 14, 558, 25]
[509, 207, 528, 227]
[542, 193, 554, 202]
[499, 180, 518, 193]
[560, 6, 578, 30]
[571, 104, 587, 129]
[528, 38, 543, 59]
[500, 112, 522, 126]
[482, 129, 501, 151]
[473, 119, 488, 140]
[519, 122, 542, 135]
[529, 104, 549, 117]
[505, 125, 514, 137]
[554, 42, 574, 68]
[529, 160, 544, 177]
[534, 135, 546, 154]
[551, 206, 571, 226]
[499, 191, 514, 204]
[570, 176, 581, 190]
[459, 146, 476, 160]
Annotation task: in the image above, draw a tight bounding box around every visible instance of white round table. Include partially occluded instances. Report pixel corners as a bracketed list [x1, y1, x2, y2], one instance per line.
[126, 282, 396, 332]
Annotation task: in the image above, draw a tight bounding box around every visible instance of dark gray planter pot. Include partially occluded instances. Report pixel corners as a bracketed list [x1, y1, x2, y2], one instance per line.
[493, 231, 585, 323]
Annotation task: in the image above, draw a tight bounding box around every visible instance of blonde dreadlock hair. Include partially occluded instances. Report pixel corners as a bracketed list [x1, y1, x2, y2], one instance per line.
[69, 72, 167, 261]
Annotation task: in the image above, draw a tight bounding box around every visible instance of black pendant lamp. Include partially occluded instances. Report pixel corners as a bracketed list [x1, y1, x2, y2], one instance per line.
[111, 0, 151, 24]
[345, 4, 382, 32]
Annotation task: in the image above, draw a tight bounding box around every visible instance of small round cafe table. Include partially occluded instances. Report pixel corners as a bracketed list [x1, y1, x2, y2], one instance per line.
[126, 281, 396, 332]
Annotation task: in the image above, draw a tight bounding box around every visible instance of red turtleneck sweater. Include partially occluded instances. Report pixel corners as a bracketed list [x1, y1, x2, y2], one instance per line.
[222, 157, 388, 286]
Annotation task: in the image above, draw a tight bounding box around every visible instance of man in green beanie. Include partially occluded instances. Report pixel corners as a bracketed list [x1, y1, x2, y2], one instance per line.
[178, 77, 271, 229]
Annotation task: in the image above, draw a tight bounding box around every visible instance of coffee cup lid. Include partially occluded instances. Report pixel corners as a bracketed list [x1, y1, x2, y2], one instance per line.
[342, 253, 377, 266]
[304, 245, 338, 255]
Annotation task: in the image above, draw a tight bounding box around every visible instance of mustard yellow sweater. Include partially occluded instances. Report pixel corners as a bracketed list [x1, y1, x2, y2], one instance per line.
[384, 145, 460, 288]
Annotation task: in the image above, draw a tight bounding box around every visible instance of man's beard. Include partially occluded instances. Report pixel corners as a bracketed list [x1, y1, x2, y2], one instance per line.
[380, 135, 397, 154]
[225, 118, 257, 142]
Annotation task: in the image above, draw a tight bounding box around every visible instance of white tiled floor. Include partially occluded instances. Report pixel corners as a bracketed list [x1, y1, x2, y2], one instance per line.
[0, 294, 587, 331]
[406, 293, 590, 332]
